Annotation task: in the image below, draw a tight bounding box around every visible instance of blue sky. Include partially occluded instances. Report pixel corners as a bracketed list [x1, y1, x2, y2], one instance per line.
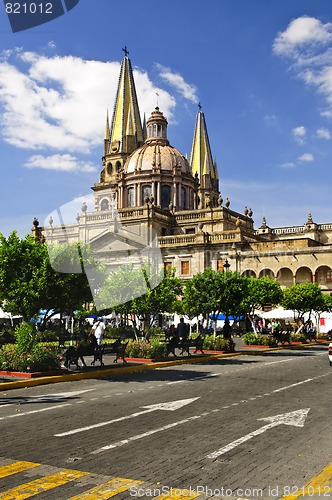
[1, 0, 332, 236]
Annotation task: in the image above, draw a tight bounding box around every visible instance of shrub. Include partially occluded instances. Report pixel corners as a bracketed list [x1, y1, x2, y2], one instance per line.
[203, 335, 234, 351]
[0, 343, 62, 372]
[242, 332, 264, 345]
[104, 326, 135, 340]
[242, 333, 277, 347]
[0, 322, 62, 372]
[14, 323, 37, 353]
[126, 340, 168, 359]
[290, 332, 307, 343]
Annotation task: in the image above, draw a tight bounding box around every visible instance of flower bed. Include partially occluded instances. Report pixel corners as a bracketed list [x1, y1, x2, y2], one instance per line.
[125, 340, 168, 359]
[242, 333, 277, 347]
[0, 323, 62, 373]
[202, 335, 235, 352]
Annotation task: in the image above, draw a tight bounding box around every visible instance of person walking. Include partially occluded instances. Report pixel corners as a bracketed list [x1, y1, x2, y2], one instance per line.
[177, 317, 189, 340]
[90, 318, 105, 346]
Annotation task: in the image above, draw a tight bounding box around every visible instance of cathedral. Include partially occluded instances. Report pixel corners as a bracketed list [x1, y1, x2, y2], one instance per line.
[38, 51, 332, 295]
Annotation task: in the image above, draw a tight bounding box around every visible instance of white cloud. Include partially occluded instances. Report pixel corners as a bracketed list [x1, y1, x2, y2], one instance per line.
[292, 126, 306, 144]
[280, 162, 296, 168]
[0, 49, 178, 154]
[156, 63, 198, 103]
[298, 153, 314, 162]
[316, 127, 331, 139]
[24, 154, 97, 172]
[273, 17, 332, 118]
[264, 114, 277, 126]
[273, 16, 332, 57]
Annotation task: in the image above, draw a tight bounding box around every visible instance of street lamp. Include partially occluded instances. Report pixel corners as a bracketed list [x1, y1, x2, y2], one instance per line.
[222, 258, 231, 338]
[231, 242, 241, 273]
[145, 194, 154, 277]
[224, 259, 230, 272]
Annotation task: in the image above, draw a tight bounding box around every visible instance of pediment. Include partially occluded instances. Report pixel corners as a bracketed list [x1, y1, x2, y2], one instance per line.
[89, 226, 149, 253]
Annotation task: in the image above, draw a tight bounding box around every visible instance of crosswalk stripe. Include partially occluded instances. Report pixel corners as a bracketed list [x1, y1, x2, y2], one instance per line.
[0, 468, 89, 499]
[68, 477, 143, 499]
[0, 461, 40, 479]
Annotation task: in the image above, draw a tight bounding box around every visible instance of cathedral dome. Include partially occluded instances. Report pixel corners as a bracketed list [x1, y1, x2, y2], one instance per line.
[125, 142, 192, 174]
[124, 107, 192, 175]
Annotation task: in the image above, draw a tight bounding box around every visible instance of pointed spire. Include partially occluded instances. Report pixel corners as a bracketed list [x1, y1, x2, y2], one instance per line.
[104, 110, 110, 140]
[104, 110, 110, 156]
[190, 104, 216, 181]
[190, 104, 220, 207]
[109, 51, 144, 155]
[142, 112, 147, 141]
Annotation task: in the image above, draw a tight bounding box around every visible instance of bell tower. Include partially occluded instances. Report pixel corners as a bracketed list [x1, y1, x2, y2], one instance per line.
[190, 104, 220, 208]
[93, 47, 144, 211]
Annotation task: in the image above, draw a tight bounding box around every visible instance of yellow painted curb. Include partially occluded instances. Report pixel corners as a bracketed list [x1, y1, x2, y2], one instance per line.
[281, 462, 332, 498]
[1, 342, 321, 391]
[0, 352, 242, 391]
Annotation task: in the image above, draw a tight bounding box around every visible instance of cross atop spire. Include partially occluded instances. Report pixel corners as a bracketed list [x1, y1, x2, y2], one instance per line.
[122, 46, 129, 57]
[198, 102, 202, 111]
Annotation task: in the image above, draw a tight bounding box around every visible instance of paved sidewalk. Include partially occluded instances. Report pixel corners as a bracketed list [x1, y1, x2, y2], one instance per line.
[0, 338, 327, 391]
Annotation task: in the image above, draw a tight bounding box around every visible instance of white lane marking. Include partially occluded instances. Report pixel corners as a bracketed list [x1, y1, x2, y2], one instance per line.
[91, 415, 202, 454]
[0, 389, 94, 408]
[271, 373, 329, 394]
[0, 404, 71, 420]
[207, 408, 310, 459]
[55, 398, 199, 437]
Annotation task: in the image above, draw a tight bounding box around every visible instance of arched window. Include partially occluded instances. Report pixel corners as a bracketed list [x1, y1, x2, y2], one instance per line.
[161, 185, 171, 208]
[142, 185, 152, 203]
[116, 161, 121, 172]
[107, 163, 112, 175]
[100, 199, 109, 211]
[127, 187, 134, 207]
[181, 187, 186, 209]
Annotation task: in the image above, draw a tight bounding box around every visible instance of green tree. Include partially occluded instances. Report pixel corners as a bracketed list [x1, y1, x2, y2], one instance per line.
[132, 269, 183, 330]
[0, 232, 95, 322]
[241, 277, 283, 332]
[281, 282, 325, 324]
[99, 265, 183, 335]
[183, 268, 248, 338]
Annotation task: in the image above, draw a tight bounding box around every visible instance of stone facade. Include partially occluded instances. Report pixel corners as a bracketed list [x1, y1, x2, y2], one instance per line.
[37, 52, 332, 294]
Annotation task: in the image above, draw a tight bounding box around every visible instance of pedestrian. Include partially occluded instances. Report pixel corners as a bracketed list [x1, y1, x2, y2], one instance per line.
[90, 318, 106, 345]
[177, 317, 189, 340]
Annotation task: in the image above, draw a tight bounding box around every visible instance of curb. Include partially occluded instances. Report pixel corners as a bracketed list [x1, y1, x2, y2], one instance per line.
[0, 352, 242, 391]
[0, 342, 327, 391]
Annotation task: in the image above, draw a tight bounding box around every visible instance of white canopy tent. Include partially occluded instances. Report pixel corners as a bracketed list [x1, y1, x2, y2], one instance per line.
[0, 308, 23, 325]
[260, 307, 298, 321]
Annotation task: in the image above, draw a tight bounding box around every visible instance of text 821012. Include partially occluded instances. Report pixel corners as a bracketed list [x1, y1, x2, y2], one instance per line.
[5, 3, 53, 14]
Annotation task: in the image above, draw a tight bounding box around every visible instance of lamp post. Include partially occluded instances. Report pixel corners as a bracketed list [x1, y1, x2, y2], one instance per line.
[224, 259, 230, 273]
[231, 242, 241, 274]
[145, 194, 154, 278]
[222, 258, 231, 339]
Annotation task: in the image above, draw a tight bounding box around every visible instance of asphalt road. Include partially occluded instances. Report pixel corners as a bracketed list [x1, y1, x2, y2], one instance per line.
[0, 345, 331, 499]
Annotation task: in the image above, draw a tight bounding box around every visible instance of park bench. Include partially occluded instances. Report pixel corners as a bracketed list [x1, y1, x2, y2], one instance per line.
[64, 339, 128, 369]
[92, 340, 128, 365]
[305, 329, 317, 342]
[167, 335, 204, 356]
[269, 331, 291, 345]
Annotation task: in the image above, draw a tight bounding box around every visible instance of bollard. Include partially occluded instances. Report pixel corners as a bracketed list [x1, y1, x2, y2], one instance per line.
[329, 343, 332, 366]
